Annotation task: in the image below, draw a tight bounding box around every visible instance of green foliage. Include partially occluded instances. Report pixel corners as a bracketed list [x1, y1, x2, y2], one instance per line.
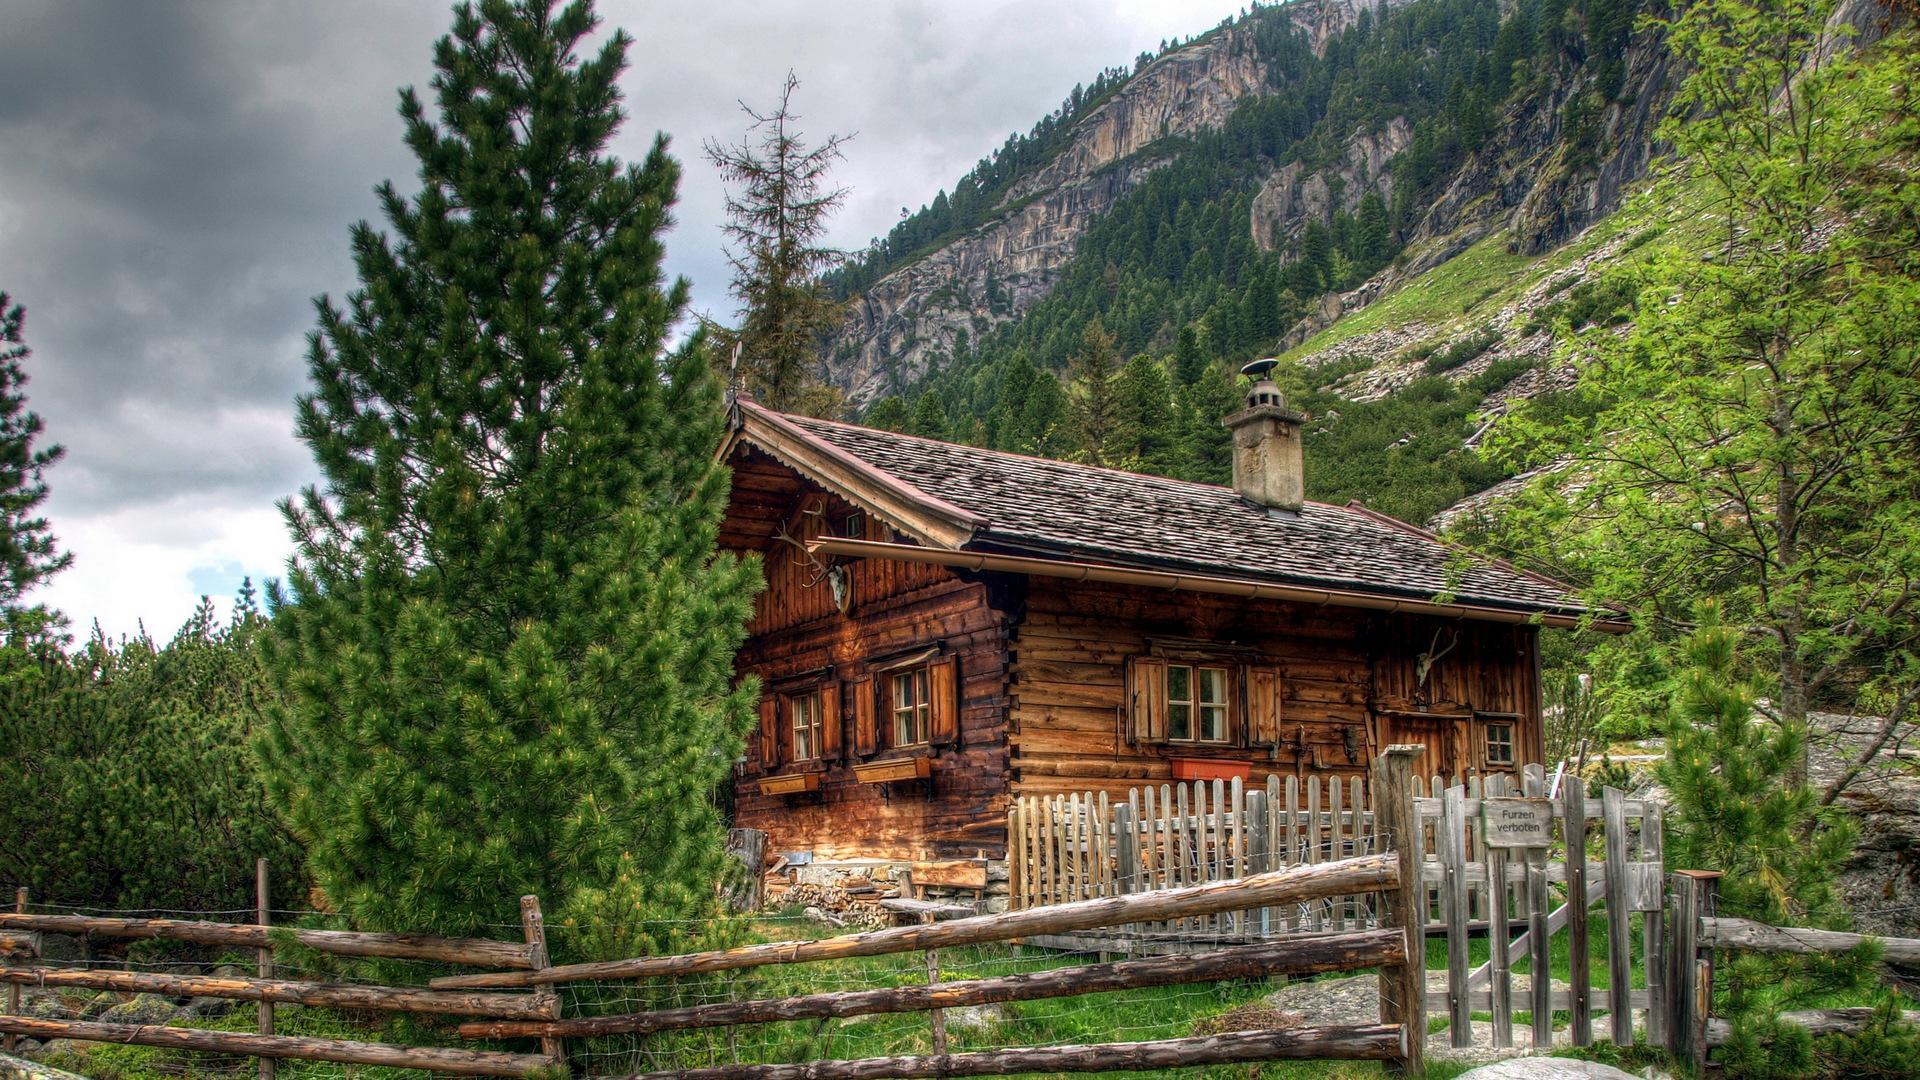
[1423, 328, 1502, 374]
[260, 0, 760, 958]
[0, 293, 70, 642]
[1489, 3, 1920, 758]
[1658, 608, 1880, 1078]
[0, 588, 302, 911]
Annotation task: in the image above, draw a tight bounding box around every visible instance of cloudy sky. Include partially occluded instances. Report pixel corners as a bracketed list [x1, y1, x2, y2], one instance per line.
[0, 0, 1243, 639]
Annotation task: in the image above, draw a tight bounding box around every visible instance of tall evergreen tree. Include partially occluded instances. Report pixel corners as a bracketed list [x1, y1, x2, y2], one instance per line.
[1064, 318, 1121, 465]
[0, 294, 70, 641]
[706, 72, 851, 418]
[1109, 353, 1175, 472]
[260, 0, 761, 956]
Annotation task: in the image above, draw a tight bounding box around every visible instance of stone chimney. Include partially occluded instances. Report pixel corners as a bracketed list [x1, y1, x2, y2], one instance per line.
[1222, 358, 1305, 512]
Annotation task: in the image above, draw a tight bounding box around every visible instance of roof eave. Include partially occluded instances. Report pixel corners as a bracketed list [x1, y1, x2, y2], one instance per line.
[810, 537, 1631, 633]
[728, 399, 983, 550]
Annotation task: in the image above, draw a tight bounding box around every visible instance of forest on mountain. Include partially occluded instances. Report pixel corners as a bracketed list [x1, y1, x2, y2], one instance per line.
[844, 0, 1649, 524]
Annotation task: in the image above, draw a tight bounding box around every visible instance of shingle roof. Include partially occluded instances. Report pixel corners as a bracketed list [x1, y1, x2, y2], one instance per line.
[753, 406, 1594, 618]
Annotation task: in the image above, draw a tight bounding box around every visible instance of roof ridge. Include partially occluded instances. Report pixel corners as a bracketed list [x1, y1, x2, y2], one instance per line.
[787, 410, 1401, 517]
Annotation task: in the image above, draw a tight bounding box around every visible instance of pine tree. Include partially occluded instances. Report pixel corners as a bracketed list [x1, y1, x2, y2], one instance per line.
[260, 0, 761, 957]
[705, 71, 851, 418]
[1109, 354, 1175, 471]
[0, 294, 70, 641]
[1657, 604, 1875, 1075]
[864, 396, 909, 432]
[1175, 362, 1242, 484]
[1064, 318, 1121, 465]
[906, 394, 950, 440]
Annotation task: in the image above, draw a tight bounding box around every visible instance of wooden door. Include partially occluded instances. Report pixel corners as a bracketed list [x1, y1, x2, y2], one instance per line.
[1380, 712, 1464, 783]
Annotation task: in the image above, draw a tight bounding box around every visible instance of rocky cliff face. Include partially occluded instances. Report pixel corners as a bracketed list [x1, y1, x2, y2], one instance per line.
[823, 0, 1408, 404]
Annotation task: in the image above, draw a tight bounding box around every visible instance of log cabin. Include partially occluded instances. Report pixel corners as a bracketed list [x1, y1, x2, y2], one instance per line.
[718, 367, 1625, 904]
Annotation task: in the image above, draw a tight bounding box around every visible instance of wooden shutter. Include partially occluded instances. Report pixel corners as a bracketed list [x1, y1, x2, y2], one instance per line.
[852, 677, 878, 756]
[929, 656, 960, 747]
[1125, 656, 1167, 744]
[820, 682, 844, 762]
[759, 695, 781, 770]
[1246, 664, 1283, 747]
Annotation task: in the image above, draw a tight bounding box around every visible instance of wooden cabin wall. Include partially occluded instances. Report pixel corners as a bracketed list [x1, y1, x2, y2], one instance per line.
[1008, 578, 1541, 803]
[723, 455, 1013, 862]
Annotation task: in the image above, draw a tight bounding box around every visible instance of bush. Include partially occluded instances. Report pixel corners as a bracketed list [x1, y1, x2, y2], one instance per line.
[1424, 328, 1502, 374]
[0, 591, 302, 911]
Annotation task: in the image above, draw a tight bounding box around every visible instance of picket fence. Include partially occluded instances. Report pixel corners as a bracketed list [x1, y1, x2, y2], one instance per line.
[1008, 762, 1669, 1051]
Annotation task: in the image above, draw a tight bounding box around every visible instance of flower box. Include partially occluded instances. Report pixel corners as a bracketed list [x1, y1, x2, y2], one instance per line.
[757, 772, 822, 796]
[853, 756, 933, 785]
[1169, 756, 1250, 782]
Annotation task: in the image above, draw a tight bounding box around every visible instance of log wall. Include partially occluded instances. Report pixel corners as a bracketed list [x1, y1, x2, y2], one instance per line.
[1008, 578, 1541, 801]
[725, 451, 1014, 862]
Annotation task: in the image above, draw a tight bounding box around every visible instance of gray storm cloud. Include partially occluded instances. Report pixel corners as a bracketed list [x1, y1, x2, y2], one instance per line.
[0, 0, 1239, 635]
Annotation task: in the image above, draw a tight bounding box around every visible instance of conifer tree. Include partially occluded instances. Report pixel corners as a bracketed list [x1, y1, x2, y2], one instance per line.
[864, 396, 908, 432]
[1064, 318, 1121, 465]
[1657, 605, 1876, 1075]
[1109, 354, 1174, 472]
[706, 72, 851, 418]
[0, 294, 70, 641]
[260, 0, 761, 955]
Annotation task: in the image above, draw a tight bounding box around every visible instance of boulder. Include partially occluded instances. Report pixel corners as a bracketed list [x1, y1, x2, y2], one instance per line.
[942, 1003, 1009, 1032]
[98, 992, 178, 1026]
[187, 996, 234, 1019]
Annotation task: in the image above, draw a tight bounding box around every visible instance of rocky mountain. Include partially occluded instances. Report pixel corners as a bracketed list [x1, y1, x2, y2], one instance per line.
[819, 0, 1673, 411]
[824, 0, 1415, 404]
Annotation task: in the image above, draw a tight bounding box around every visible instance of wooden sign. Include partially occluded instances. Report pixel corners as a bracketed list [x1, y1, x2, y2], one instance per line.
[1482, 797, 1553, 847]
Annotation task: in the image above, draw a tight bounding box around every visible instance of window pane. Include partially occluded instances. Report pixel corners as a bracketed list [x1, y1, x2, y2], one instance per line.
[1168, 703, 1192, 740]
[1200, 704, 1227, 741]
[1167, 665, 1191, 705]
[894, 674, 912, 710]
[1199, 668, 1227, 705]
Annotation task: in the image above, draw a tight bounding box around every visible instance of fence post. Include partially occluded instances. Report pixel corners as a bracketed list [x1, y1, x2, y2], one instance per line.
[1669, 871, 1720, 1071]
[921, 911, 948, 1056]
[4, 887, 24, 1054]
[257, 859, 274, 1080]
[1372, 745, 1426, 1075]
[520, 895, 567, 1071]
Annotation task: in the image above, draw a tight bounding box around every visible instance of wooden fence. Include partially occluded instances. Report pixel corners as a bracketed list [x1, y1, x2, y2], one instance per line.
[1006, 762, 1668, 1052]
[0, 866, 562, 1077]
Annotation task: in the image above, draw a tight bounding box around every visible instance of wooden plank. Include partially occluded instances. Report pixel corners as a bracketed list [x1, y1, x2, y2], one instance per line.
[1097, 790, 1113, 899]
[1330, 778, 1347, 933]
[1603, 786, 1633, 1045]
[1013, 799, 1029, 907]
[1426, 988, 1651, 1011]
[1441, 785, 1473, 1047]
[1307, 776, 1324, 932]
[1213, 777, 1229, 933]
[460, 929, 1408, 1039]
[256, 861, 275, 1080]
[1248, 788, 1270, 936]
[1486, 768, 1513, 1049]
[520, 895, 564, 1066]
[1642, 801, 1667, 1048]
[1699, 917, 1920, 963]
[1524, 764, 1552, 1048]
[0, 914, 534, 969]
[0, 966, 548, 1018]
[1371, 746, 1426, 1076]
[0, 1017, 556, 1078]
[4, 887, 23, 1055]
[617, 1024, 1404, 1079]
[880, 900, 973, 920]
[1704, 1008, 1920, 1047]
[433, 853, 1404, 988]
[1564, 780, 1593, 1046]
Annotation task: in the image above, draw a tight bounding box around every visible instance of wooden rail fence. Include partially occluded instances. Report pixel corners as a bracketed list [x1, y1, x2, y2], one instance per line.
[421, 748, 1436, 1078]
[0, 870, 563, 1077]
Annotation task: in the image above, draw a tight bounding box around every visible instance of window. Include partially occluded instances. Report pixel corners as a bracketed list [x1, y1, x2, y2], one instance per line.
[789, 690, 824, 761]
[1167, 664, 1230, 742]
[1484, 722, 1515, 767]
[841, 510, 866, 539]
[891, 667, 932, 746]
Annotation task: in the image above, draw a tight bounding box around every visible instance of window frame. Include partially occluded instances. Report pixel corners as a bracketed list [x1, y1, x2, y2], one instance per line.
[1482, 720, 1516, 769]
[1163, 661, 1234, 745]
[787, 688, 824, 762]
[889, 665, 933, 749]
